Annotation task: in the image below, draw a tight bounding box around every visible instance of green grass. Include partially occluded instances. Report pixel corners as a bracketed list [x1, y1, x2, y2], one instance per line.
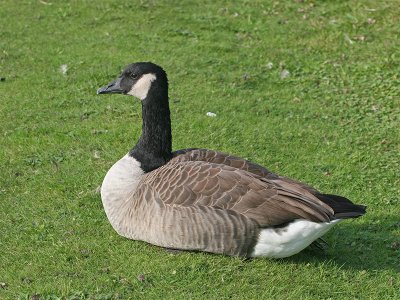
[1, 0, 399, 298]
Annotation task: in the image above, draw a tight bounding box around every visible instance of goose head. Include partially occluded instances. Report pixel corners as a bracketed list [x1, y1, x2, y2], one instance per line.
[97, 62, 168, 103]
[97, 62, 172, 173]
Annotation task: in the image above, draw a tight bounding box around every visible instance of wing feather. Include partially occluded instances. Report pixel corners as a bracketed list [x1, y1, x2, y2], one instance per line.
[172, 148, 319, 195]
[139, 158, 334, 227]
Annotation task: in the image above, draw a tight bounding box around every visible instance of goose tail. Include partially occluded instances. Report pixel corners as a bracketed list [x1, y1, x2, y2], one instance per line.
[316, 193, 367, 220]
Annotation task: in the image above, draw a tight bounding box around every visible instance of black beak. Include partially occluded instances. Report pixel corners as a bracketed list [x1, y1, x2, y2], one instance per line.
[97, 77, 124, 94]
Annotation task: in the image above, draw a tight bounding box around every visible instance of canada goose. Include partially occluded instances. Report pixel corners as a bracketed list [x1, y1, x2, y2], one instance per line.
[96, 62, 366, 258]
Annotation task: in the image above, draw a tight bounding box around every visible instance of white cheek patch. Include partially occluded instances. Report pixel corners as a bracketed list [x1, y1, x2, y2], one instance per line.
[127, 73, 157, 100]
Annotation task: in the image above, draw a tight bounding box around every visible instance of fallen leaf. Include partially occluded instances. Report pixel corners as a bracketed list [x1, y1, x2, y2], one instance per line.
[353, 35, 366, 42]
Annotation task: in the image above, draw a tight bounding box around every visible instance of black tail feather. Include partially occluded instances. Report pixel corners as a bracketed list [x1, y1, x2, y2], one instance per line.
[316, 193, 367, 220]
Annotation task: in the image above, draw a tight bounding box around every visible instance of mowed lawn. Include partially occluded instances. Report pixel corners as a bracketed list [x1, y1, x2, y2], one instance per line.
[1, 0, 399, 298]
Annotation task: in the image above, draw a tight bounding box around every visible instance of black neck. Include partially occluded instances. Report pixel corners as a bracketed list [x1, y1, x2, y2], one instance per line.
[129, 84, 172, 172]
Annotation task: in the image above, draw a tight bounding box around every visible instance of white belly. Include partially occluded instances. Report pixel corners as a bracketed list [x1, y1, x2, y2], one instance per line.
[251, 219, 340, 258]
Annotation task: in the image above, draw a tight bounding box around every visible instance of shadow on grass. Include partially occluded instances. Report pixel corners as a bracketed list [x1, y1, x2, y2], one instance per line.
[287, 214, 400, 273]
[154, 214, 399, 273]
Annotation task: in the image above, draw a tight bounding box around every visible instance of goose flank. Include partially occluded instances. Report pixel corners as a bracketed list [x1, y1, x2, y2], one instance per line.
[96, 62, 366, 258]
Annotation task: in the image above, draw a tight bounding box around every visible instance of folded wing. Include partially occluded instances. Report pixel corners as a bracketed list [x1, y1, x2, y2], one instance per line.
[140, 158, 335, 227]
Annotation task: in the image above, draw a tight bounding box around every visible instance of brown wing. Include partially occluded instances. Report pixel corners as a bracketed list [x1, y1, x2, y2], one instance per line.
[172, 148, 320, 196]
[140, 159, 334, 227]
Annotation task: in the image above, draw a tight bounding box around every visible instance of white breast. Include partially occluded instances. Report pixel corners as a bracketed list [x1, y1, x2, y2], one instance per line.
[251, 219, 340, 258]
[100, 154, 144, 235]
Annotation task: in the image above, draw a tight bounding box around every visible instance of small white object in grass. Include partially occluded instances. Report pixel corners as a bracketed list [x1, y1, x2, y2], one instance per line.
[206, 112, 217, 117]
[354, 35, 366, 42]
[94, 150, 100, 159]
[371, 105, 379, 112]
[60, 64, 68, 75]
[266, 62, 273, 69]
[344, 34, 354, 45]
[280, 69, 290, 79]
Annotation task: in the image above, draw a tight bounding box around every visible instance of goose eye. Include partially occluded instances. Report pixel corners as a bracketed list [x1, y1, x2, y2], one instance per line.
[130, 73, 139, 80]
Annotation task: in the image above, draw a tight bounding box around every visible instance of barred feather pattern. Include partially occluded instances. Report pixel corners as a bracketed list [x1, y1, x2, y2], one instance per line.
[105, 149, 340, 257]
